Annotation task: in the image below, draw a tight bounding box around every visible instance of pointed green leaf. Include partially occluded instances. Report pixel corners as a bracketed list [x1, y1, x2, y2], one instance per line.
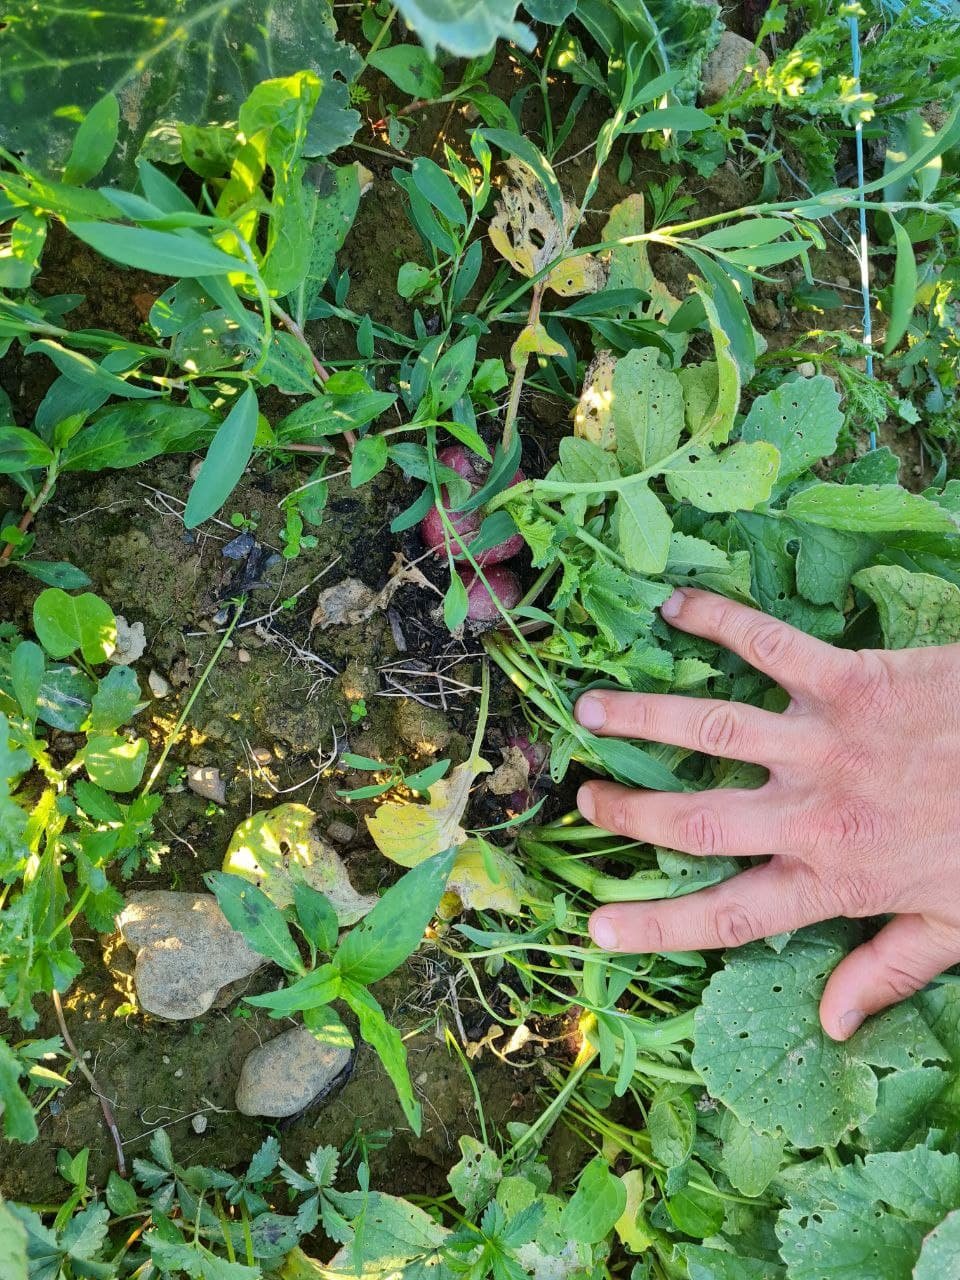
[184, 385, 259, 528]
[616, 483, 672, 573]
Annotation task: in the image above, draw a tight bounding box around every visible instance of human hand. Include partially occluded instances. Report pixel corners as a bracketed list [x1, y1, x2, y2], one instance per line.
[574, 587, 960, 1041]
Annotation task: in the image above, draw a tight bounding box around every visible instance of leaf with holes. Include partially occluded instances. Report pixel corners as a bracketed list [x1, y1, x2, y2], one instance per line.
[739, 375, 843, 488]
[663, 442, 779, 513]
[853, 565, 960, 648]
[692, 922, 881, 1147]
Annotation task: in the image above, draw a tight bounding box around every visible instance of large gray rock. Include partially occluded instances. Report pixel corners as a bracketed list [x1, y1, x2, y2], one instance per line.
[701, 32, 770, 105]
[235, 1028, 351, 1118]
[117, 891, 264, 1020]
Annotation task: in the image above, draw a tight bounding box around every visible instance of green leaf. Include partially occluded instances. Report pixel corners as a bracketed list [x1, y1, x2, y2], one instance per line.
[397, 261, 436, 300]
[647, 1083, 696, 1169]
[0, 1040, 37, 1143]
[369, 46, 443, 99]
[88, 665, 142, 733]
[83, 733, 148, 792]
[392, 0, 535, 58]
[0, 0, 361, 182]
[350, 434, 388, 487]
[67, 222, 251, 279]
[616, 484, 673, 574]
[444, 574, 469, 631]
[852, 565, 960, 647]
[776, 1146, 960, 1280]
[680, 1245, 783, 1280]
[664, 1163, 724, 1239]
[785, 483, 959, 533]
[692, 922, 879, 1147]
[611, 347, 684, 473]
[883, 216, 918, 354]
[184, 385, 259, 528]
[718, 1109, 784, 1196]
[205, 871, 306, 975]
[334, 847, 456, 985]
[624, 106, 713, 133]
[0, 1197, 29, 1278]
[63, 93, 120, 185]
[914, 1208, 960, 1279]
[561, 1157, 627, 1245]
[739, 375, 842, 487]
[292, 880, 340, 954]
[245, 964, 341, 1015]
[60, 402, 215, 472]
[448, 1137, 502, 1216]
[11, 641, 44, 726]
[37, 665, 95, 731]
[431, 335, 477, 415]
[411, 157, 466, 226]
[340, 979, 422, 1134]
[663, 441, 779, 512]
[0, 428, 53, 473]
[33, 588, 116, 664]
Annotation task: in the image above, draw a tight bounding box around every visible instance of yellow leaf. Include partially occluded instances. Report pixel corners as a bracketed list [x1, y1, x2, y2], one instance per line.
[489, 159, 605, 297]
[366, 757, 491, 868]
[574, 350, 618, 449]
[615, 1169, 654, 1253]
[604, 194, 683, 329]
[223, 802, 377, 924]
[510, 321, 566, 369]
[447, 837, 531, 915]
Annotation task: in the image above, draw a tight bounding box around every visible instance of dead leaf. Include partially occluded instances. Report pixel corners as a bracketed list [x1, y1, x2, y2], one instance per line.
[487, 746, 530, 796]
[223, 802, 377, 925]
[510, 321, 566, 371]
[365, 755, 491, 867]
[447, 837, 530, 914]
[311, 555, 437, 629]
[489, 159, 607, 298]
[109, 615, 147, 665]
[574, 350, 618, 450]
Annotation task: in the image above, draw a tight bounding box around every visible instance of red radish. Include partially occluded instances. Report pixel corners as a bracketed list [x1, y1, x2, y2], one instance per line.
[420, 445, 526, 564]
[461, 566, 522, 621]
[507, 733, 549, 776]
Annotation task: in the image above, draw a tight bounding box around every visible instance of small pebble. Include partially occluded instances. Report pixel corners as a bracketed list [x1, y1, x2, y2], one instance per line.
[326, 820, 355, 845]
[162, 1055, 171, 1064]
[191, 1114, 208, 1135]
[237, 648, 251, 664]
[174, 1068, 183, 1078]
[148, 670, 172, 699]
[797, 361, 817, 377]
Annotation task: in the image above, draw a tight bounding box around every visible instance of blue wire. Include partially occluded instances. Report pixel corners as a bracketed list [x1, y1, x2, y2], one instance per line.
[848, 13, 877, 450]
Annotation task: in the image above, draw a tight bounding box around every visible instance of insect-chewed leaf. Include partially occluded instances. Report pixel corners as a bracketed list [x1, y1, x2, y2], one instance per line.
[510, 322, 566, 368]
[222, 802, 376, 925]
[664, 441, 779, 513]
[739, 375, 842, 488]
[366, 757, 491, 867]
[611, 347, 684, 473]
[574, 351, 617, 450]
[852, 564, 960, 648]
[488, 159, 605, 296]
[603, 195, 682, 327]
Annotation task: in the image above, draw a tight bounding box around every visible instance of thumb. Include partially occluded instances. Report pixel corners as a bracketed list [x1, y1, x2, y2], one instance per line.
[820, 915, 960, 1041]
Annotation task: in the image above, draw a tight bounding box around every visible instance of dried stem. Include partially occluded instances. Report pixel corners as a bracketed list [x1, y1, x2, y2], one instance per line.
[501, 281, 545, 453]
[52, 989, 126, 1176]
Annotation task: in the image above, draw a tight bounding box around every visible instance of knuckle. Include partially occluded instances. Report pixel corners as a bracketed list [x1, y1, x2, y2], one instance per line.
[714, 903, 758, 948]
[820, 740, 874, 782]
[677, 806, 725, 856]
[817, 797, 884, 854]
[742, 619, 795, 670]
[877, 961, 926, 1002]
[698, 704, 743, 756]
[642, 914, 665, 952]
[840, 653, 897, 720]
[605, 794, 639, 837]
[831, 871, 877, 917]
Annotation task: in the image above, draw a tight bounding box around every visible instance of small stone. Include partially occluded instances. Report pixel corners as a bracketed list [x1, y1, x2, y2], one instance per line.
[117, 891, 265, 1021]
[235, 1028, 351, 1118]
[311, 578, 377, 628]
[148, 670, 171, 698]
[237, 648, 251, 664]
[700, 32, 770, 105]
[109, 616, 147, 666]
[325, 820, 355, 845]
[797, 361, 817, 378]
[394, 700, 452, 755]
[251, 747, 272, 765]
[162, 1055, 171, 1065]
[174, 1068, 183, 1079]
[192, 1114, 208, 1134]
[187, 766, 226, 805]
[837, 275, 851, 289]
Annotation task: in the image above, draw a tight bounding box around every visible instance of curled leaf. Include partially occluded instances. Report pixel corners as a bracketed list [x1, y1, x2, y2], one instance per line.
[366, 757, 491, 867]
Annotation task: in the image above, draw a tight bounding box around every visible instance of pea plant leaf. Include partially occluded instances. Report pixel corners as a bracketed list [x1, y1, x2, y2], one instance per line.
[0, 0, 361, 183]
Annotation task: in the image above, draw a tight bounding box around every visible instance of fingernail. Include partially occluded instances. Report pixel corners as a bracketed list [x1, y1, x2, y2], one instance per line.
[576, 695, 606, 730]
[661, 589, 687, 620]
[591, 914, 619, 950]
[839, 1009, 866, 1037]
[577, 785, 595, 823]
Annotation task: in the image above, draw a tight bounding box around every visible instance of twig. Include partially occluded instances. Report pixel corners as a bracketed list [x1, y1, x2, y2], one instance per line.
[0, 467, 58, 565]
[52, 989, 126, 1175]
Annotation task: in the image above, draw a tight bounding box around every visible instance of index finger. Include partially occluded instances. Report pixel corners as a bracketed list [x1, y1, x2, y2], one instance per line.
[661, 588, 851, 702]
